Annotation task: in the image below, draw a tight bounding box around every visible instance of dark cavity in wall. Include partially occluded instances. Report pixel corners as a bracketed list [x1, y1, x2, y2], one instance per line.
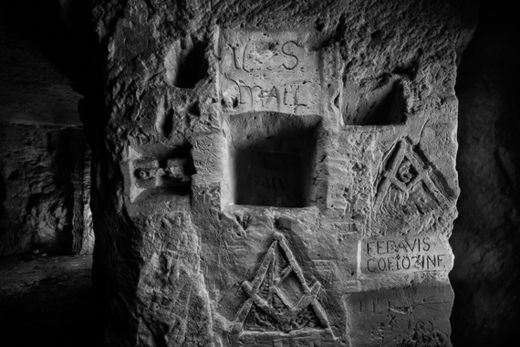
[343, 78, 406, 126]
[358, 81, 405, 125]
[155, 107, 174, 138]
[0, 174, 5, 222]
[171, 37, 209, 88]
[226, 112, 321, 208]
[362, 82, 405, 125]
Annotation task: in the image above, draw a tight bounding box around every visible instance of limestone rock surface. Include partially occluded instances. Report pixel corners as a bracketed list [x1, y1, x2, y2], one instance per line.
[85, 1, 477, 346]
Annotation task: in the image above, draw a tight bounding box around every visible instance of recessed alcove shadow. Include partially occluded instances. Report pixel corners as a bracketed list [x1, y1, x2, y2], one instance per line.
[345, 80, 407, 126]
[363, 82, 405, 125]
[165, 36, 208, 89]
[223, 112, 322, 208]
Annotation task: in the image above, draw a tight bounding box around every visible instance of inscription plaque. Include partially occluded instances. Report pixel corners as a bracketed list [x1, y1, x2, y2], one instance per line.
[360, 235, 453, 275]
[217, 30, 340, 116]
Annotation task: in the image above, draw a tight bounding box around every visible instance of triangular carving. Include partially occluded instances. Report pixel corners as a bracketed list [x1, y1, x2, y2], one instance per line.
[374, 138, 450, 212]
[233, 234, 334, 340]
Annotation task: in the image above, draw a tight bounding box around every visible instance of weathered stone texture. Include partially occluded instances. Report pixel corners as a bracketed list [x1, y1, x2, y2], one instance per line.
[85, 1, 476, 345]
[0, 123, 91, 255]
[0, 23, 94, 256]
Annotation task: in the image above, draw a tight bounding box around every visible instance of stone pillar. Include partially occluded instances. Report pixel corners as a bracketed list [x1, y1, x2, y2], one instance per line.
[86, 1, 476, 345]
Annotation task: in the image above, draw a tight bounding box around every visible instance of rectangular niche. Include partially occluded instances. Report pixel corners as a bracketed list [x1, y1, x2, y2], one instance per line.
[125, 143, 196, 204]
[344, 79, 407, 126]
[224, 112, 323, 208]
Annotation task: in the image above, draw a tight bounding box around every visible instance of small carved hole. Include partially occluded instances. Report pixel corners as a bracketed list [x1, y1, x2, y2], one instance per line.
[156, 109, 174, 138]
[7, 170, 19, 180]
[356, 81, 406, 125]
[187, 101, 200, 117]
[171, 38, 208, 88]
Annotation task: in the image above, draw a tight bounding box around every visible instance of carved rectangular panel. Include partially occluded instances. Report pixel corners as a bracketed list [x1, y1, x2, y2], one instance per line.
[360, 235, 453, 275]
[217, 29, 341, 117]
[123, 144, 194, 204]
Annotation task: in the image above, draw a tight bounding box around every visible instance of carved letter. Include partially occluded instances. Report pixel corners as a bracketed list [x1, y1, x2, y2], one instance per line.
[281, 40, 300, 70]
[242, 41, 252, 72]
[367, 258, 377, 272]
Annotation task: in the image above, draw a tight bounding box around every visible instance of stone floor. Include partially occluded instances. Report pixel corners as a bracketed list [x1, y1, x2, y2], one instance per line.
[0, 255, 103, 347]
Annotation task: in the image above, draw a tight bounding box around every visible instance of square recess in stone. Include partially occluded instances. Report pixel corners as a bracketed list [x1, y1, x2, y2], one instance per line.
[224, 112, 322, 208]
[124, 143, 196, 204]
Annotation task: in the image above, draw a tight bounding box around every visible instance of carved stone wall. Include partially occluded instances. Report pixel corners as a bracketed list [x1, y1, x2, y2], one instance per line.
[0, 123, 92, 255]
[0, 22, 94, 256]
[85, 1, 476, 345]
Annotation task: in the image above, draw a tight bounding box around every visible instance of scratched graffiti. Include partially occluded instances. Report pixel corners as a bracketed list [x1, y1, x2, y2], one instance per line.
[217, 30, 339, 116]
